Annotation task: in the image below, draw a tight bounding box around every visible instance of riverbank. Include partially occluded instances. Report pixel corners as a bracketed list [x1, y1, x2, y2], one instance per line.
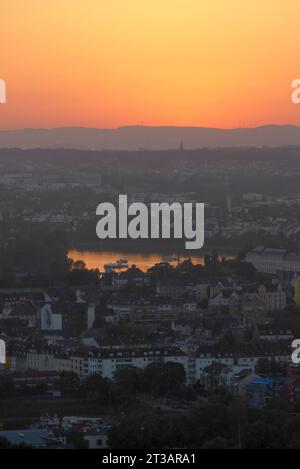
[68, 245, 237, 272]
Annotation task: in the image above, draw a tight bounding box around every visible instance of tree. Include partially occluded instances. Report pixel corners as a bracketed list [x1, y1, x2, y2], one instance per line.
[94, 300, 107, 328]
[73, 260, 86, 271]
[84, 374, 112, 403]
[188, 402, 230, 447]
[108, 412, 187, 449]
[243, 421, 282, 449]
[59, 371, 80, 397]
[142, 362, 186, 397]
[113, 367, 143, 400]
[65, 268, 100, 285]
[147, 262, 175, 281]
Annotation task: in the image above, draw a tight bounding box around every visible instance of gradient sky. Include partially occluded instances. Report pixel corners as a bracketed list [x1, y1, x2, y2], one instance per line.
[1, 0, 300, 130]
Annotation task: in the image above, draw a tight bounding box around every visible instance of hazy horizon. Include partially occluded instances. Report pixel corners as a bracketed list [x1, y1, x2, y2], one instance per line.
[2, 124, 300, 150]
[1, 123, 300, 132]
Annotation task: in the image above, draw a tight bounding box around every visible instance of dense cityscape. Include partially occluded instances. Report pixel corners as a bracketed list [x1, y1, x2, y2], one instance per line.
[0, 147, 299, 449]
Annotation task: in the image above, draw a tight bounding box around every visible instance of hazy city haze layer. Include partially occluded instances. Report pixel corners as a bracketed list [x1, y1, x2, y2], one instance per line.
[1, 125, 300, 150]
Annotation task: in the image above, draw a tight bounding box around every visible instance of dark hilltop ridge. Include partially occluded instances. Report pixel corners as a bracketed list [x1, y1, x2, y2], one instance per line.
[1, 124, 300, 150]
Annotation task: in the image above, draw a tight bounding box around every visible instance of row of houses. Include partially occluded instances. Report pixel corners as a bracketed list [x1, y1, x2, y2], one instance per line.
[245, 246, 300, 274]
[107, 281, 287, 323]
[26, 348, 187, 381]
[25, 342, 291, 384]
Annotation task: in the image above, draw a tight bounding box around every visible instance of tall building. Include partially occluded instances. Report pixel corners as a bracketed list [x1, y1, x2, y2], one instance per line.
[227, 194, 232, 213]
[294, 276, 300, 305]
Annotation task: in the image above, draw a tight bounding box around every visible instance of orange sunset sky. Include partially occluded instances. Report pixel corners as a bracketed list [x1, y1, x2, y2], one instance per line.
[0, 0, 300, 130]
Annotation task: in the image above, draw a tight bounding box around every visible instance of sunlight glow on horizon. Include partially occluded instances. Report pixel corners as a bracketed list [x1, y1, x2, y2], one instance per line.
[1, 0, 300, 130]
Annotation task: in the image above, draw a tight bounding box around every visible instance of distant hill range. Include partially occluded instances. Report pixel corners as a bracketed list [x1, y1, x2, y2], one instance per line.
[1, 125, 300, 150]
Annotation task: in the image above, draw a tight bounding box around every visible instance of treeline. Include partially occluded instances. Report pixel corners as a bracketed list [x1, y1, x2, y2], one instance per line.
[146, 254, 257, 283]
[58, 364, 300, 449]
[108, 401, 300, 449]
[60, 362, 195, 403]
[0, 229, 99, 287]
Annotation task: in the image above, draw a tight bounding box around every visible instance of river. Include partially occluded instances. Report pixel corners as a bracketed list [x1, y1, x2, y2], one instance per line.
[68, 249, 235, 272]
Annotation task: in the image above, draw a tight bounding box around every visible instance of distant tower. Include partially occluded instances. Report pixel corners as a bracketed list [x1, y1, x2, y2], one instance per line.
[227, 194, 232, 213]
[179, 140, 184, 151]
